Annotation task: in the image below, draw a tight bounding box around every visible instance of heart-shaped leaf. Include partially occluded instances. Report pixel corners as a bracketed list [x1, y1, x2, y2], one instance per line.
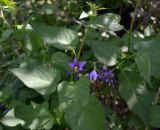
[10, 65, 60, 95]
[90, 13, 123, 32]
[31, 22, 79, 50]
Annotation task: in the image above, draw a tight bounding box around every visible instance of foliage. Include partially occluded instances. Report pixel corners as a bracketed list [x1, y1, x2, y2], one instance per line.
[0, 0, 160, 130]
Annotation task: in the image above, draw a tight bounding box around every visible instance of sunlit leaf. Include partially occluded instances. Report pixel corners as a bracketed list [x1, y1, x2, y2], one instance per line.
[1, 109, 25, 127]
[14, 102, 54, 129]
[86, 39, 120, 66]
[90, 13, 123, 32]
[135, 52, 151, 86]
[119, 71, 154, 124]
[31, 22, 79, 50]
[10, 65, 60, 95]
[134, 36, 160, 78]
[58, 77, 105, 130]
[24, 30, 45, 52]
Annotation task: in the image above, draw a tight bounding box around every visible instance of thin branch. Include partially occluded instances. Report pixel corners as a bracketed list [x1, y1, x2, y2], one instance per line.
[128, 0, 139, 52]
[153, 87, 160, 105]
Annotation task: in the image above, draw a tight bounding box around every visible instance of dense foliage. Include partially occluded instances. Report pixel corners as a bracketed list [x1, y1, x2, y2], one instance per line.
[0, 0, 160, 130]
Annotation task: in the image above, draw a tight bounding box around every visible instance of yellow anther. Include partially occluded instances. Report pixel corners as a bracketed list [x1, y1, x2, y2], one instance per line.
[74, 66, 78, 70]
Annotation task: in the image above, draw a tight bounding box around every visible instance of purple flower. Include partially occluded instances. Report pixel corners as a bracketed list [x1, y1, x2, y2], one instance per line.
[67, 71, 72, 76]
[90, 70, 98, 81]
[0, 103, 9, 115]
[3, 108, 10, 114]
[69, 58, 86, 72]
[98, 68, 115, 85]
[75, 74, 80, 80]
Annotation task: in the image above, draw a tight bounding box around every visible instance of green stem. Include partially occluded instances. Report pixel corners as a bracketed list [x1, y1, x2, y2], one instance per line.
[77, 17, 94, 59]
[153, 87, 160, 105]
[72, 49, 77, 58]
[0, 6, 9, 26]
[70, 71, 74, 82]
[145, 126, 150, 130]
[128, 0, 139, 52]
[112, 53, 136, 71]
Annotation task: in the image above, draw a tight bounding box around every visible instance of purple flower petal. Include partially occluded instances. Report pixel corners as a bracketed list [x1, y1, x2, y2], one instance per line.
[69, 63, 75, 68]
[105, 78, 109, 83]
[90, 70, 98, 81]
[67, 71, 72, 76]
[3, 108, 10, 114]
[69, 58, 86, 72]
[79, 61, 86, 69]
[73, 58, 78, 64]
[75, 74, 80, 80]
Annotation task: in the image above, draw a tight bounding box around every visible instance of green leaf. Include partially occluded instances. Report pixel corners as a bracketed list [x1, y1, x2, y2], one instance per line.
[0, 125, 2, 130]
[119, 71, 154, 124]
[65, 96, 105, 130]
[10, 65, 60, 95]
[0, 29, 13, 43]
[149, 105, 160, 128]
[14, 102, 54, 129]
[58, 77, 105, 130]
[2, 125, 25, 130]
[57, 81, 74, 110]
[24, 30, 45, 52]
[128, 115, 145, 129]
[90, 13, 123, 32]
[1, 109, 25, 127]
[79, 11, 89, 19]
[58, 77, 90, 110]
[134, 36, 160, 78]
[0, 88, 10, 102]
[31, 22, 79, 50]
[0, 0, 13, 5]
[135, 52, 151, 85]
[52, 52, 71, 71]
[86, 40, 120, 66]
[112, 128, 123, 130]
[18, 87, 39, 101]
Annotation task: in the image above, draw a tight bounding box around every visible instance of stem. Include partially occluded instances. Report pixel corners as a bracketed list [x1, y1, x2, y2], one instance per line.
[123, 27, 129, 34]
[43, 51, 46, 65]
[77, 25, 90, 59]
[72, 49, 77, 58]
[70, 71, 74, 82]
[0, 6, 9, 26]
[128, 0, 139, 52]
[93, 62, 96, 70]
[77, 17, 94, 59]
[145, 126, 149, 130]
[112, 53, 136, 71]
[153, 87, 160, 105]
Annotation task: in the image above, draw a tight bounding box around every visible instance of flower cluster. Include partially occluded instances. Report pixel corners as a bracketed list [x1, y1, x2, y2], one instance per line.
[90, 68, 115, 85]
[0, 103, 9, 116]
[69, 59, 115, 86]
[98, 68, 115, 84]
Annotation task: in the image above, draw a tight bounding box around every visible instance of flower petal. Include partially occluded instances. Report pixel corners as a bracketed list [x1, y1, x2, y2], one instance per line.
[75, 74, 80, 80]
[79, 61, 86, 68]
[67, 71, 72, 76]
[73, 58, 78, 64]
[90, 70, 98, 81]
[69, 63, 75, 68]
[90, 72, 93, 81]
